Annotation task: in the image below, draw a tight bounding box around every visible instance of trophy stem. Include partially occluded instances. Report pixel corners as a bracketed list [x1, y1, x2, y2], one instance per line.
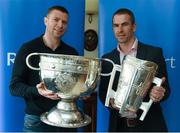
[40, 98, 91, 128]
[57, 98, 78, 111]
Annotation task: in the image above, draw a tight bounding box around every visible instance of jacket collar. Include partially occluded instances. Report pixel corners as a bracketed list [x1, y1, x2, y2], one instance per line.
[136, 42, 147, 60]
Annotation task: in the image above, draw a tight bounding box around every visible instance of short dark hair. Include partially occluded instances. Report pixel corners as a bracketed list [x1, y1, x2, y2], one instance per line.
[112, 8, 135, 24]
[47, 5, 69, 16]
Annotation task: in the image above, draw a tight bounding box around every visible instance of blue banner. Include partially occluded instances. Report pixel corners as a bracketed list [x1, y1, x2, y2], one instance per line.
[97, 0, 179, 132]
[0, 0, 85, 131]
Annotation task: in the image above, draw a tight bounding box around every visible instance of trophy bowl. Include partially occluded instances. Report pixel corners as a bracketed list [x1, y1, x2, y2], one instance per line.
[26, 53, 101, 128]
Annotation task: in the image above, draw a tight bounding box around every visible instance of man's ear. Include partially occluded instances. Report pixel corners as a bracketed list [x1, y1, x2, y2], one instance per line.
[44, 17, 48, 26]
[133, 23, 136, 32]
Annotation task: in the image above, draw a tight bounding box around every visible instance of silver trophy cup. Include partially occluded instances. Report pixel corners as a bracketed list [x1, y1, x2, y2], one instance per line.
[26, 53, 101, 128]
[105, 55, 162, 121]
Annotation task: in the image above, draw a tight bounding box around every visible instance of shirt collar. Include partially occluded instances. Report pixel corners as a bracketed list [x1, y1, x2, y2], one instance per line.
[117, 38, 138, 53]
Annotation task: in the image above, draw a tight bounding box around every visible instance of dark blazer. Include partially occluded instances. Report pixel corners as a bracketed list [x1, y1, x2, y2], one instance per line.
[99, 42, 170, 132]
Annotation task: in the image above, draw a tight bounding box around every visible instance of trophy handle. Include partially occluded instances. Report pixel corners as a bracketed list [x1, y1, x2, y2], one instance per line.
[100, 58, 122, 107]
[26, 52, 40, 70]
[139, 77, 162, 121]
[82, 59, 101, 95]
[100, 58, 115, 76]
[104, 62, 122, 107]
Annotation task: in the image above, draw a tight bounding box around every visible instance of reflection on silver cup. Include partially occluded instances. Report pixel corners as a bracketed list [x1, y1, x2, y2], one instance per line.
[26, 53, 101, 128]
[105, 55, 162, 121]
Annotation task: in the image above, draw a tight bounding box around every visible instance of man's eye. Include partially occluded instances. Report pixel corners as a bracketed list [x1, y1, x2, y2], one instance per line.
[62, 21, 67, 25]
[53, 19, 59, 22]
[122, 23, 129, 26]
[113, 24, 118, 27]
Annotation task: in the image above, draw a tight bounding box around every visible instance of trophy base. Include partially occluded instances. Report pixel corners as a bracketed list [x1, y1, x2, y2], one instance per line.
[40, 101, 91, 129]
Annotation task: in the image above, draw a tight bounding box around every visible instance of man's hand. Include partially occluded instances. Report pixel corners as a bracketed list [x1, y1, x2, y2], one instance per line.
[109, 98, 137, 118]
[80, 95, 91, 100]
[109, 98, 120, 110]
[36, 82, 60, 100]
[150, 77, 166, 102]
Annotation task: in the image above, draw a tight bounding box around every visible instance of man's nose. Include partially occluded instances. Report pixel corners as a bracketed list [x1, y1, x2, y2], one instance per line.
[57, 20, 63, 27]
[118, 26, 123, 32]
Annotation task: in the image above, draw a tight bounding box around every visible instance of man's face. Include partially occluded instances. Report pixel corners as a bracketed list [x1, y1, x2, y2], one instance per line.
[44, 9, 68, 38]
[113, 14, 136, 44]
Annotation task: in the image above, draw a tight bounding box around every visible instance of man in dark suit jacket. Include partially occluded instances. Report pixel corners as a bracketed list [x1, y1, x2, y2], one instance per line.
[99, 8, 170, 132]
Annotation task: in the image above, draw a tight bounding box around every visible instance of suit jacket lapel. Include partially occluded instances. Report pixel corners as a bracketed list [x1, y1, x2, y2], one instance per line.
[112, 49, 121, 65]
[136, 42, 147, 60]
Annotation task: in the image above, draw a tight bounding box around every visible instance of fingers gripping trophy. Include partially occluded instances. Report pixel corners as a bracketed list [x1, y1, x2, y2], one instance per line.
[104, 55, 163, 121]
[26, 53, 102, 128]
